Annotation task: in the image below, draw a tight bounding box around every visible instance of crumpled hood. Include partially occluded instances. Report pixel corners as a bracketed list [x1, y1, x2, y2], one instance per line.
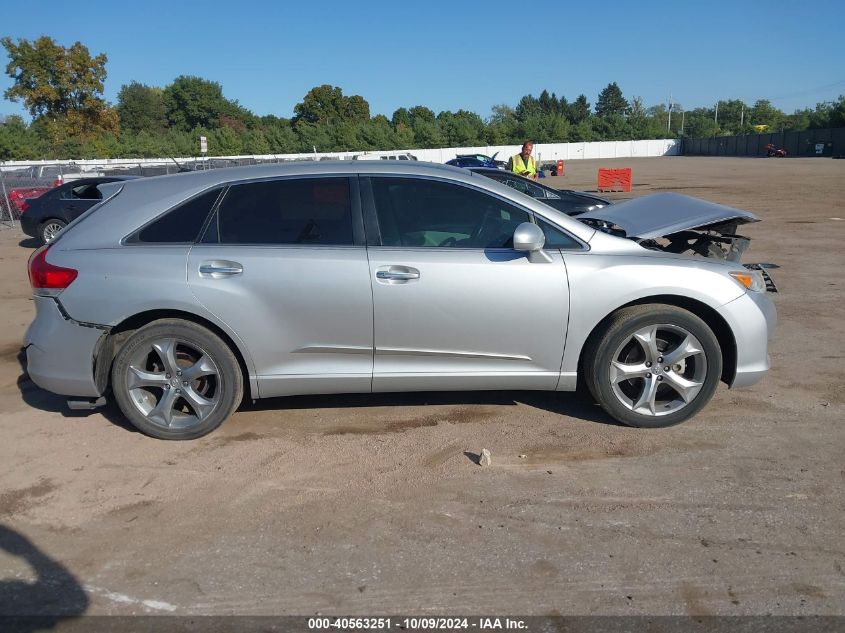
[578, 192, 759, 240]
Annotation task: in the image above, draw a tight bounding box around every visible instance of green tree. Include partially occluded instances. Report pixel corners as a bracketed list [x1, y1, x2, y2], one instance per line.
[749, 99, 784, 132]
[713, 99, 747, 135]
[486, 104, 518, 144]
[570, 94, 591, 124]
[0, 115, 46, 159]
[2, 35, 118, 153]
[2, 36, 108, 118]
[595, 82, 628, 118]
[117, 81, 167, 134]
[391, 107, 411, 128]
[162, 75, 250, 131]
[293, 84, 370, 124]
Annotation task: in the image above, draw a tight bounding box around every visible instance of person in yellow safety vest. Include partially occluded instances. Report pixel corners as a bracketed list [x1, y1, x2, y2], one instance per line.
[506, 141, 538, 180]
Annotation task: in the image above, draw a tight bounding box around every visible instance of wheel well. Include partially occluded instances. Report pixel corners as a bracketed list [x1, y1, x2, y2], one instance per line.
[100, 309, 252, 397]
[577, 295, 737, 386]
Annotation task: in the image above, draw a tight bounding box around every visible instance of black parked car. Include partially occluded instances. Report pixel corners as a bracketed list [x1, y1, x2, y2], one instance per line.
[20, 177, 137, 245]
[446, 153, 506, 169]
[469, 167, 610, 216]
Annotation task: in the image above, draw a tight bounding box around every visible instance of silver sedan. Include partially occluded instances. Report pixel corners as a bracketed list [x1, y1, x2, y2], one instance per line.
[24, 162, 776, 439]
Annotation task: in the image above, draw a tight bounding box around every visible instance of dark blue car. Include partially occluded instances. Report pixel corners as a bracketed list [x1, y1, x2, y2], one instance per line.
[445, 152, 505, 169]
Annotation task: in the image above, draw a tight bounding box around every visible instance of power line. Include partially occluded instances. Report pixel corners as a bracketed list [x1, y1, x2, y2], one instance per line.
[766, 79, 845, 101]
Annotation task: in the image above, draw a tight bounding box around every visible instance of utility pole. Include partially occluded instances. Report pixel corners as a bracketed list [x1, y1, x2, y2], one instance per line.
[740, 104, 745, 131]
[714, 101, 719, 125]
[667, 93, 672, 134]
[681, 110, 685, 136]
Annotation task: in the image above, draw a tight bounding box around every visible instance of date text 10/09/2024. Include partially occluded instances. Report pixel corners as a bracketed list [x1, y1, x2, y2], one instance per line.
[308, 617, 528, 630]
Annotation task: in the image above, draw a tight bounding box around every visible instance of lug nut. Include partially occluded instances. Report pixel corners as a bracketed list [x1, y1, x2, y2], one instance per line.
[165, 373, 171, 379]
[645, 361, 652, 367]
[657, 375, 663, 381]
[177, 370, 182, 376]
[165, 385, 170, 390]
[664, 366, 670, 372]
[176, 389, 181, 394]
[657, 356, 664, 363]
[183, 381, 188, 386]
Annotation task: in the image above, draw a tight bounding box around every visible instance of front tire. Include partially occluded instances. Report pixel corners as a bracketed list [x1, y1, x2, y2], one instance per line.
[111, 319, 243, 440]
[584, 305, 722, 428]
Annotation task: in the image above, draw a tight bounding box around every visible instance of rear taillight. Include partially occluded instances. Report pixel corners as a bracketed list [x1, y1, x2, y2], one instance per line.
[20, 202, 29, 213]
[28, 245, 77, 293]
[53, 179, 62, 188]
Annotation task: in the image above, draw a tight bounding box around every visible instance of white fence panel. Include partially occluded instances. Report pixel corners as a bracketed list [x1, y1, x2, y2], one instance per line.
[1, 138, 681, 172]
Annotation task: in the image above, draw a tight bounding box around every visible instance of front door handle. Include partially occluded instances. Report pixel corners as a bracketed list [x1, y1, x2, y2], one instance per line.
[199, 260, 243, 278]
[376, 266, 420, 282]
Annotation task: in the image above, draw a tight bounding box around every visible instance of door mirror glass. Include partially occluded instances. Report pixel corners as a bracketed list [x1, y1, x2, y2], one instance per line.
[513, 222, 545, 252]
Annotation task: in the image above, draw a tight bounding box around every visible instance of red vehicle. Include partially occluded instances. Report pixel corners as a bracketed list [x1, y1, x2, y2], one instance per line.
[6, 186, 51, 215]
[764, 143, 787, 158]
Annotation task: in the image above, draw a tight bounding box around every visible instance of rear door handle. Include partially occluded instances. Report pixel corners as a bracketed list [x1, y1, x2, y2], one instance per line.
[199, 261, 243, 278]
[376, 266, 420, 282]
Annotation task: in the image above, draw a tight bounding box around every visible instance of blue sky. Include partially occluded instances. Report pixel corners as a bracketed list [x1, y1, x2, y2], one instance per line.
[1, 0, 843, 120]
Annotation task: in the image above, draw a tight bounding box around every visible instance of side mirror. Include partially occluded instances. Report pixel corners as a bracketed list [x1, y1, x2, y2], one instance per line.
[513, 222, 553, 263]
[513, 222, 545, 251]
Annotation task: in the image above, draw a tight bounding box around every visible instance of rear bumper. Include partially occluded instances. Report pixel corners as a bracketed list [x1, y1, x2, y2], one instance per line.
[717, 290, 777, 388]
[19, 213, 38, 237]
[24, 296, 106, 397]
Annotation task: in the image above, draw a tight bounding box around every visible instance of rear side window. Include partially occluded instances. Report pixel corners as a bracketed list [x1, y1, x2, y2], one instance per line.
[137, 188, 221, 243]
[211, 177, 353, 245]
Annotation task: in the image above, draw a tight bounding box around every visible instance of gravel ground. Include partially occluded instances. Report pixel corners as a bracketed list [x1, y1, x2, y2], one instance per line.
[0, 156, 843, 618]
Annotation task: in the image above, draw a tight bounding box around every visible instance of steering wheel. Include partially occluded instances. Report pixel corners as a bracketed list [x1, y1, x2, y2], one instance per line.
[439, 236, 458, 247]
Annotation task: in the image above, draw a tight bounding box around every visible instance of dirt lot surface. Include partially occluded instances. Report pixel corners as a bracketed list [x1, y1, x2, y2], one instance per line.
[0, 157, 843, 618]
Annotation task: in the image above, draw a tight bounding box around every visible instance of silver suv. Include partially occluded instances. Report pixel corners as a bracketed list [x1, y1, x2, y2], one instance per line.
[24, 162, 775, 439]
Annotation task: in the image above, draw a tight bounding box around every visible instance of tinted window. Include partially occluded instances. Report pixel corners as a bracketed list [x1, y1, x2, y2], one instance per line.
[137, 188, 221, 243]
[215, 178, 353, 245]
[494, 175, 548, 199]
[371, 177, 530, 248]
[538, 219, 581, 249]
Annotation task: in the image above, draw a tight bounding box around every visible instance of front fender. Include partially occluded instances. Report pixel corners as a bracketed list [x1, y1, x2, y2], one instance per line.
[558, 252, 745, 388]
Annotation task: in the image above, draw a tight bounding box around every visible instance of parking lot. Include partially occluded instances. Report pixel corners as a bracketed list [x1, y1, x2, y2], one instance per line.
[0, 156, 843, 617]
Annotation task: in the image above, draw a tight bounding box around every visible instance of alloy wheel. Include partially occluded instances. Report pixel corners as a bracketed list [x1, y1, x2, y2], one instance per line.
[608, 324, 708, 417]
[42, 222, 65, 243]
[125, 337, 221, 430]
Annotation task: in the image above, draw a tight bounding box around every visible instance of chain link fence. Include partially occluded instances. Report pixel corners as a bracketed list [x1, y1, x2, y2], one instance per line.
[0, 156, 311, 228]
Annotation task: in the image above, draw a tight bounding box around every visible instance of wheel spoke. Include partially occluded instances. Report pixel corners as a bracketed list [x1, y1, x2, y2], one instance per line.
[151, 339, 179, 376]
[663, 371, 704, 403]
[610, 360, 650, 383]
[180, 355, 217, 382]
[127, 366, 168, 389]
[632, 326, 660, 364]
[631, 374, 659, 415]
[662, 335, 703, 367]
[147, 387, 180, 427]
[180, 385, 216, 420]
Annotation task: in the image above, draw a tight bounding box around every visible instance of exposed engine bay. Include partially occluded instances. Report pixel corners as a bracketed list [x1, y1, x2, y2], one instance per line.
[577, 192, 778, 291]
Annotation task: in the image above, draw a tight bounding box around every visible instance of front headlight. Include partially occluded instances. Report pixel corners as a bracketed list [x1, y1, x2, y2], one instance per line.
[729, 270, 766, 292]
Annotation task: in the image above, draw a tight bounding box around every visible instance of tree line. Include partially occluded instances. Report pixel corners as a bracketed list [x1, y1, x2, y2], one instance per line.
[1, 36, 844, 161]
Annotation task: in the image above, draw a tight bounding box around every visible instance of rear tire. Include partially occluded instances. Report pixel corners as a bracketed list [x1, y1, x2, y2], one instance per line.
[583, 304, 722, 428]
[40, 219, 67, 244]
[111, 319, 243, 440]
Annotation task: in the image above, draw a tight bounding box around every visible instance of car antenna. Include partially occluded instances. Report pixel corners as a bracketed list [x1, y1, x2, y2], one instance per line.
[168, 156, 190, 173]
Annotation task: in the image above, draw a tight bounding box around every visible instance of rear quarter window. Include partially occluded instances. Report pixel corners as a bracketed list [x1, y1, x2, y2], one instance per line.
[134, 188, 222, 244]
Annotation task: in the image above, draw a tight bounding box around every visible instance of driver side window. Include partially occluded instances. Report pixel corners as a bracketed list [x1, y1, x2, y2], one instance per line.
[371, 177, 530, 248]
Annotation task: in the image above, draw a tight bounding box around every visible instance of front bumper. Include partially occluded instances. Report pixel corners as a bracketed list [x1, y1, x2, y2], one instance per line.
[717, 290, 777, 388]
[24, 296, 106, 397]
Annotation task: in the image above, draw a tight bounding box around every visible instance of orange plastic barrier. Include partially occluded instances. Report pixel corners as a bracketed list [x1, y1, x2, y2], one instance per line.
[556, 159, 564, 176]
[597, 167, 632, 192]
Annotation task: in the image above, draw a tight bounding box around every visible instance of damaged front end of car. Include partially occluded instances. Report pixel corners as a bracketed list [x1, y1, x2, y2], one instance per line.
[578, 192, 778, 292]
